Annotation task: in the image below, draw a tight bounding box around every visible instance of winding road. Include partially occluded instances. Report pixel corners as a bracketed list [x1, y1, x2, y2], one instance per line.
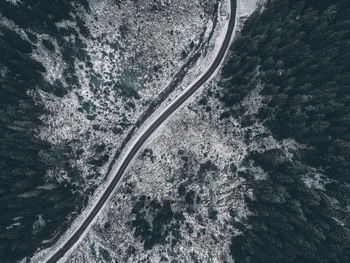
[45, 0, 237, 262]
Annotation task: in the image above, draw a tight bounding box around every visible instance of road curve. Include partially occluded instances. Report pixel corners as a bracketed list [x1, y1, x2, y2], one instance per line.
[46, 1, 237, 262]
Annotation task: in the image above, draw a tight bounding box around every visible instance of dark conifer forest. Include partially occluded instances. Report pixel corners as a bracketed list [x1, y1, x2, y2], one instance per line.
[0, 1, 90, 262]
[1, 0, 350, 262]
[219, 0, 350, 262]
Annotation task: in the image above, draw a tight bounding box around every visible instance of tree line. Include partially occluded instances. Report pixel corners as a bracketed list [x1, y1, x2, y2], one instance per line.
[218, 0, 350, 262]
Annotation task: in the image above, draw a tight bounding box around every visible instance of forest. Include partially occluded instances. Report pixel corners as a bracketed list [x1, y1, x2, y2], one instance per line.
[0, 1, 91, 262]
[219, 0, 350, 262]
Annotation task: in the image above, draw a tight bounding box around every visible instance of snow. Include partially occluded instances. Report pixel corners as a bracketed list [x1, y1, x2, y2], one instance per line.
[33, 215, 46, 232]
[31, 0, 265, 262]
[65, 1, 269, 262]
[29, 0, 224, 261]
[5, 0, 22, 6]
[302, 172, 332, 191]
[31, 0, 237, 261]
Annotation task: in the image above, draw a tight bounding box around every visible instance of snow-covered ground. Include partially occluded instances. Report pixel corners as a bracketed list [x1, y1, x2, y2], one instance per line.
[29, 0, 222, 261]
[33, 0, 216, 191]
[56, 1, 272, 262]
[30, 0, 265, 262]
